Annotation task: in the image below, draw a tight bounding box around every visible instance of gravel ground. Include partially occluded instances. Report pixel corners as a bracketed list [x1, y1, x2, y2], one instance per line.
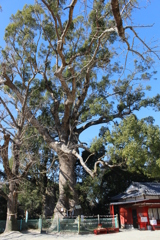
[0, 229, 160, 240]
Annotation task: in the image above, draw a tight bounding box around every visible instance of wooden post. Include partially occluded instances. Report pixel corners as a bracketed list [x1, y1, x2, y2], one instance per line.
[25, 210, 28, 223]
[116, 214, 119, 228]
[78, 215, 80, 234]
[39, 216, 42, 233]
[57, 216, 60, 232]
[20, 219, 22, 231]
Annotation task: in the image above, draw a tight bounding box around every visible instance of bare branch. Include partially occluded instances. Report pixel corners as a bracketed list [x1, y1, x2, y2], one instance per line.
[77, 109, 132, 134]
[72, 149, 94, 177]
[93, 159, 123, 175]
[111, 0, 125, 39]
[20, 161, 34, 179]
[0, 97, 18, 129]
[85, 152, 95, 164]
[111, 0, 159, 60]
[128, 26, 160, 60]
[121, 0, 132, 15]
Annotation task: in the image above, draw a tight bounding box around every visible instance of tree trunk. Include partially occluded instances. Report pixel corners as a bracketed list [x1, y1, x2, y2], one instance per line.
[54, 152, 79, 218]
[42, 175, 47, 218]
[5, 181, 18, 232]
[42, 148, 48, 218]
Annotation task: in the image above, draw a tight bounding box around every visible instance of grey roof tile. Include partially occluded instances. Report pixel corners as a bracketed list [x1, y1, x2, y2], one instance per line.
[111, 182, 160, 201]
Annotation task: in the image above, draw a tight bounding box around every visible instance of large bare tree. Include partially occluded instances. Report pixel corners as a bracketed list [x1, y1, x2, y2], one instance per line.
[0, 94, 37, 231]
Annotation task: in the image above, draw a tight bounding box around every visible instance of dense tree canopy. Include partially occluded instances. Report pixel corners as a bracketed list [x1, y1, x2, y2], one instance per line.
[0, 0, 160, 224]
[91, 115, 160, 178]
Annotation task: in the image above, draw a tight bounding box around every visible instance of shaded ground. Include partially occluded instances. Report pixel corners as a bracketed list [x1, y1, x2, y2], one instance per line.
[0, 229, 160, 240]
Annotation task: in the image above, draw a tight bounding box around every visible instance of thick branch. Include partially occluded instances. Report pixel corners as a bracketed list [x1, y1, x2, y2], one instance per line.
[1, 74, 58, 151]
[93, 159, 123, 175]
[60, 0, 77, 45]
[21, 73, 38, 128]
[72, 70, 90, 121]
[0, 134, 14, 179]
[111, 0, 159, 60]
[55, 68, 70, 96]
[41, 0, 60, 40]
[51, 100, 61, 139]
[61, 66, 76, 130]
[20, 161, 34, 179]
[71, 149, 94, 177]
[78, 109, 132, 134]
[111, 0, 125, 39]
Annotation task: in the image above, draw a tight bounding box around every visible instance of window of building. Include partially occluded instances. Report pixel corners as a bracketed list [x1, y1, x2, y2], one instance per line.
[148, 208, 160, 220]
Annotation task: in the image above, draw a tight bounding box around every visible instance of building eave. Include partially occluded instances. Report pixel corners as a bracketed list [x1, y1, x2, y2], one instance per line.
[110, 199, 151, 206]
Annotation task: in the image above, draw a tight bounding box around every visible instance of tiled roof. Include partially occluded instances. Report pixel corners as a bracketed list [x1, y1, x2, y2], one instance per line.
[111, 182, 160, 201]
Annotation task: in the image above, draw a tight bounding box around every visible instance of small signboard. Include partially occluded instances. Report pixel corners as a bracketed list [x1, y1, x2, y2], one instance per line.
[141, 217, 148, 222]
[75, 205, 81, 209]
[150, 220, 157, 226]
[81, 215, 84, 222]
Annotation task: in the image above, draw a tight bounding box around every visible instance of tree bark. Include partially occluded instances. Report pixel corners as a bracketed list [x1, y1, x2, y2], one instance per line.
[54, 151, 79, 218]
[42, 166, 48, 218]
[5, 181, 18, 232]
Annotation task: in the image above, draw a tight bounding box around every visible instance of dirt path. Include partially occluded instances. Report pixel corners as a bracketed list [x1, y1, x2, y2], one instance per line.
[0, 229, 160, 240]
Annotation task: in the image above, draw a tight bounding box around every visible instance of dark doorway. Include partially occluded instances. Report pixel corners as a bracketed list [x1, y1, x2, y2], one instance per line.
[114, 205, 121, 228]
[132, 209, 138, 228]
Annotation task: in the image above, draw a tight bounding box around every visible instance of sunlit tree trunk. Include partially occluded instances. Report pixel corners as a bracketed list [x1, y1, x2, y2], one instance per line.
[54, 151, 79, 218]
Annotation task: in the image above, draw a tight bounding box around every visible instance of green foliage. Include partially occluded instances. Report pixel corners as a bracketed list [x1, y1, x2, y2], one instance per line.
[0, 0, 159, 218]
[76, 174, 107, 215]
[15, 123, 59, 218]
[18, 166, 59, 218]
[1, 0, 157, 131]
[76, 165, 155, 215]
[18, 180, 42, 218]
[91, 115, 160, 178]
[90, 137, 104, 152]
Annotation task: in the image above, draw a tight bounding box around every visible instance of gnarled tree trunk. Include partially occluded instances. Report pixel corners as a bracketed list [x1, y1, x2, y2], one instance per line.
[54, 151, 79, 218]
[5, 181, 18, 232]
[3, 138, 20, 232]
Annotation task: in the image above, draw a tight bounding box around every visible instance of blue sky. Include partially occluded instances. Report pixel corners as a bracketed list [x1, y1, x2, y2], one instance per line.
[0, 0, 160, 147]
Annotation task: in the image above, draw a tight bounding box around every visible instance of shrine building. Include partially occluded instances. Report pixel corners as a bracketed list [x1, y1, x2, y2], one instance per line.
[110, 182, 160, 230]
